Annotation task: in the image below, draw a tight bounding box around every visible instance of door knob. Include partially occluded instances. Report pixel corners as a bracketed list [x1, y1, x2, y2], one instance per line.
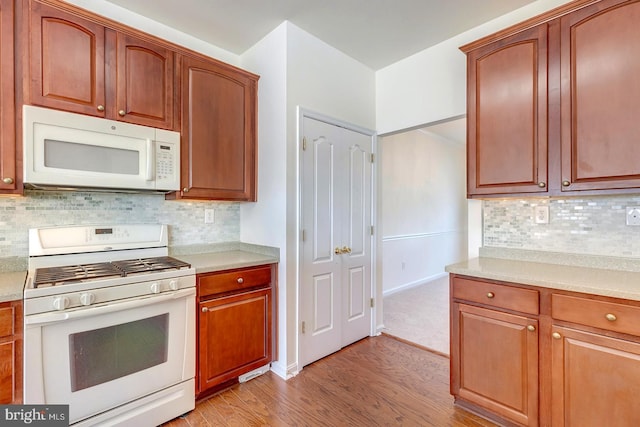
[334, 247, 343, 255]
[342, 246, 351, 254]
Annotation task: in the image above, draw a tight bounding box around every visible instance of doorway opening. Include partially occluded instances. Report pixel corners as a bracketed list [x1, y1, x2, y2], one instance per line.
[379, 117, 468, 355]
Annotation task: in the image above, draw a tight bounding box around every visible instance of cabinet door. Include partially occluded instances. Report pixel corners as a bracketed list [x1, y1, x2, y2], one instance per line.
[451, 303, 538, 426]
[29, 1, 106, 116]
[467, 24, 548, 196]
[180, 55, 258, 201]
[0, 302, 21, 404]
[198, 288, 272, 392]
[0, 0, 16, 192]
[551, 326, 640, 427]
[113, 32, 175, 130]
[560, 0, 640, 191]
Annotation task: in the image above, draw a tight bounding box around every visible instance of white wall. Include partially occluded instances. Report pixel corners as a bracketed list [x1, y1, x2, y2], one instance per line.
[239, 23, 289, 378]
[380, 129, 467, 295]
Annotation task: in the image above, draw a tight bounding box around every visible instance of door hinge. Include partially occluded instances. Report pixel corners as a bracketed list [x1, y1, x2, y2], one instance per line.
[301, 321, 306, 334]
[370, 298, 375, 308]
[370, 225, 374, 236]
[301, 229, 306, 242]
[302, 137, 307, 151]
[370, 153, 375, 163]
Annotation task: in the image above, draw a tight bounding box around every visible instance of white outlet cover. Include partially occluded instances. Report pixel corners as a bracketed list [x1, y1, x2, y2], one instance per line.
[534, 206, 549, 224]
[626, 207, 640, 226]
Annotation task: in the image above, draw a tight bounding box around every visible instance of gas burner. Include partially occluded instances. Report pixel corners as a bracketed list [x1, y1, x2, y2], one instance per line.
[32, 256, 191, 288]
[33, 263, 123, 288]
[112, 256, 191, 275]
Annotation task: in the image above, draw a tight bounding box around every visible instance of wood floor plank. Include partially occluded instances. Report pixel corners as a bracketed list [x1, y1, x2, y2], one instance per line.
[163, 336, 497, 427]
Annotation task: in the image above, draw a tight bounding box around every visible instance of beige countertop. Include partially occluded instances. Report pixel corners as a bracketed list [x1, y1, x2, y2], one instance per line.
[0, 271, 26, 303]
[446, 256, 640, 302]
[177, 250, 278, 274]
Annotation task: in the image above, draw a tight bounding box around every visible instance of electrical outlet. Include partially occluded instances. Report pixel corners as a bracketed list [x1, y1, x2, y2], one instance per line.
[626, 207, 640, 226]
[534, 206, 549, 224]
[204, 209, 215, 224]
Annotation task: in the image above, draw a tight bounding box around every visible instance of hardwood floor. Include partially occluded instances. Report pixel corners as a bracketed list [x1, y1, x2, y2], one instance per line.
[163, 335, 496, 426]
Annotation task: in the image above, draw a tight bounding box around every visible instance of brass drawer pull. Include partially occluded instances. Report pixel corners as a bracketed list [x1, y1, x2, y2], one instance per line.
[605, 313, 617, 322]
[486, 292, 495, 299]
[237, 277, 244, 284]
[202, 307, 208, 313]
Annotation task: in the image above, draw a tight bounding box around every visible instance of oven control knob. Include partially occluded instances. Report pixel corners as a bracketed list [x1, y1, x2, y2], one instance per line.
[52, 296, 70, 311]
[150, 282, 161, 294]
[80, 293, 96, 306]
[168, 280, 178, 291]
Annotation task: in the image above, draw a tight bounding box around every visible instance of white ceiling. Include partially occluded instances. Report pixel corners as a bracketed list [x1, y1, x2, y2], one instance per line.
[105, 0, 535, 70]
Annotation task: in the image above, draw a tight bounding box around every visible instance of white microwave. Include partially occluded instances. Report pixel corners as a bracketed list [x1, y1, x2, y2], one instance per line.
[23, 105, 181, 193]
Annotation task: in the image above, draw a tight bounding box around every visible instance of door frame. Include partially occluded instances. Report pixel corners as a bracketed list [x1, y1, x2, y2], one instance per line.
[296, 107, 378, 371]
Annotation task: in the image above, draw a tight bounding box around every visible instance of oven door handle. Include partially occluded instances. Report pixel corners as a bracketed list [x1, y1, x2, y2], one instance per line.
[25, 288, 196, 326]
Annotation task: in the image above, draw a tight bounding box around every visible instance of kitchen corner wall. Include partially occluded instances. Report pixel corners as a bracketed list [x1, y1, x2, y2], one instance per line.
[483, 194, 640, 258]
[0, 191, 240, 259]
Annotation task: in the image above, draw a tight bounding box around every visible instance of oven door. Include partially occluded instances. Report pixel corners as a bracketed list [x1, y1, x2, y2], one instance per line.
[24, 288, 195, 425]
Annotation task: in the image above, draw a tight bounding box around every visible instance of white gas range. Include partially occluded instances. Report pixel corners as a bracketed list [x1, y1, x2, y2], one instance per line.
[23, 224, 196, 427]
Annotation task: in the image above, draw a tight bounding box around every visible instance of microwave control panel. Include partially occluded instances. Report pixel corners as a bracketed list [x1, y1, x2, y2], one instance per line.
[154, 137, 180, 191]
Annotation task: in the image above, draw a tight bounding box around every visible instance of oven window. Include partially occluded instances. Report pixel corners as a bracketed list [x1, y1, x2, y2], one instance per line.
[69, 314, 169, 392]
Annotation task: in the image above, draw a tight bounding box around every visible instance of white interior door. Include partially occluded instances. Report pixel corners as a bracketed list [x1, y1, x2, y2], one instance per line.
[300, 115, 373, 367]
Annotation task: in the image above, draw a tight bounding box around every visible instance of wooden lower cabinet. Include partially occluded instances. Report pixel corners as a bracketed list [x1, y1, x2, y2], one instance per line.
[551, 326, 640, 427]
[452, 274, 640, 427]
[451, 302, 538, 426]
[0, 301, 22, 404]
[196, 264, 276, 398]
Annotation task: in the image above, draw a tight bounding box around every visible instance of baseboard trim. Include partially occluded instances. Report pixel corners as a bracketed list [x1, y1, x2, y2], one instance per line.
[383, 272, 448, 297]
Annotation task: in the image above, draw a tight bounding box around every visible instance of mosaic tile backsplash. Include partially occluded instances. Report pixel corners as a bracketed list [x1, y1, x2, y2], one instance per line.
[0, 190, 240, 258]
[483, 195, 640, 258]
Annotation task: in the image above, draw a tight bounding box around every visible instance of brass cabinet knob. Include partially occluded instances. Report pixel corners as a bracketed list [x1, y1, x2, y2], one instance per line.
[562, 180, 571, 187]
[552, 332, 562, 340]
[97, 104, 105, 112]
[183, 187, 189, 193]
[237, 277, 244, 284]
[527, 325, 536, 332]
[486, 292, 495, 299]
[2, 177, 13, 184]
[201, 307, 208, 313]
[605, 313, 617, 322]
[538, 182, 546, 188]
[118, 110, 126, 117]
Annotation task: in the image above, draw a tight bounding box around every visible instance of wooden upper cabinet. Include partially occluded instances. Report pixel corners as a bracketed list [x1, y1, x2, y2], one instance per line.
[0, 0, 17, 192]
[560, 0, 640, 192]
[111, 32, 174, 129]
[28, 1, 175, 129]
[466, 24, 548, 197]
[29, 1, 106, 116]
[179, 55, 258, 201]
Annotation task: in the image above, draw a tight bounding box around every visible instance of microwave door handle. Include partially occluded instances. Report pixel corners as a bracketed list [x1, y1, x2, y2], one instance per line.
[145, 138, 154, 181]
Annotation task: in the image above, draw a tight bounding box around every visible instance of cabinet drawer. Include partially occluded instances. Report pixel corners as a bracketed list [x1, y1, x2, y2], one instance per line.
[0, 307, 14, 338]
[552, 294, 640, 337]
[452, 277, 539, 315]
[198, 266, 272, 298]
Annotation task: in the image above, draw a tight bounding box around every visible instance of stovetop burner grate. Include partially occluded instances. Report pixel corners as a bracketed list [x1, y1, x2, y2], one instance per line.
[32, 256, 191, 288]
